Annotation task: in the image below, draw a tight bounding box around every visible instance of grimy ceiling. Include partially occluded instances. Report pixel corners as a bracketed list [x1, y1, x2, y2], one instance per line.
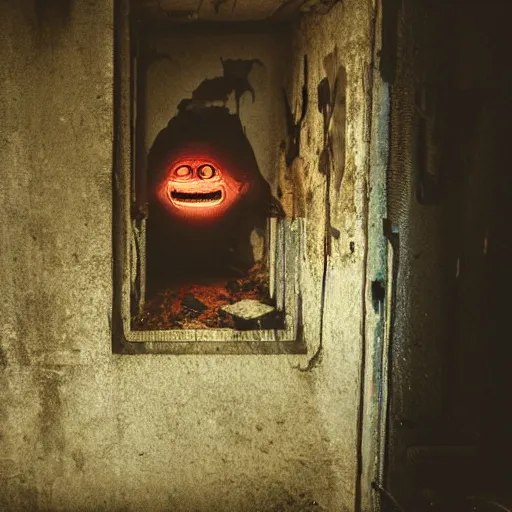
[137, 0, 341, 22]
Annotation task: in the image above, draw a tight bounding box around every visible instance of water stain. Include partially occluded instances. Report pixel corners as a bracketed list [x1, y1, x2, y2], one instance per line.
[33, 0, 73, 37]
[37, 368, 65, 455]
[0, 347, 7, 370]
[72, 449, 85, 472]
[283, 55, 309, 166]
[317, 48, 347, 254]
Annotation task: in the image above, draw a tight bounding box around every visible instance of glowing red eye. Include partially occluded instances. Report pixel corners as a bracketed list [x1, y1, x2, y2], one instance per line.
[174, 165, 192, 178]
[197, 164, 215, 180]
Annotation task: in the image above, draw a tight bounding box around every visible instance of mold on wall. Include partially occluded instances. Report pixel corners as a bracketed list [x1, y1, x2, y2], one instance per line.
[0, 0, 380, 510]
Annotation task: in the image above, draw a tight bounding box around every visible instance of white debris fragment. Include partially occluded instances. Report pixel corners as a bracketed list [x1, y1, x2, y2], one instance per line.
[221, 300, 275, 321]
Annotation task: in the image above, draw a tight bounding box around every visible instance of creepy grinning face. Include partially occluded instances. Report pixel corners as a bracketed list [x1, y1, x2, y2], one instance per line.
[154, 149, 251, 223]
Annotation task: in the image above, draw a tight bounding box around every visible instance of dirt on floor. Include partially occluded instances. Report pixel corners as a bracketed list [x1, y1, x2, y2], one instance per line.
[132, 263, 274, 330]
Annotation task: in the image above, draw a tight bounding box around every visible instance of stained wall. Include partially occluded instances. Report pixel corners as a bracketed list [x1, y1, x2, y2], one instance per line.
[0, 1, 378, 510]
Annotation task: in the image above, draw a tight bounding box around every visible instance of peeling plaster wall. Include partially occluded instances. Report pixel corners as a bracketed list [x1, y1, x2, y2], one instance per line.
[0, 1, 376, 510]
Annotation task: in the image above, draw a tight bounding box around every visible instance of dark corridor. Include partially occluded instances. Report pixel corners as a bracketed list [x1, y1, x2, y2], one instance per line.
[382, 0, 512, 510]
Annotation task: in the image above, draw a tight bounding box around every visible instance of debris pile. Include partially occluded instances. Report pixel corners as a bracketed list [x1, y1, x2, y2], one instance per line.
[132, 263, 280, 330]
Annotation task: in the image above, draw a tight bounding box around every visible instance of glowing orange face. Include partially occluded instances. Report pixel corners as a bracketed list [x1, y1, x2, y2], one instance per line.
[155, 154, 250, 223]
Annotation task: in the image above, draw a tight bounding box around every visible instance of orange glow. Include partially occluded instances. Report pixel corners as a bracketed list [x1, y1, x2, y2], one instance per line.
[154, 147, 252, 224]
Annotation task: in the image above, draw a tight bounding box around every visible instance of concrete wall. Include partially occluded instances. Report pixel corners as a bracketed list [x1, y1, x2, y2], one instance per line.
[0, 1, 377, 510]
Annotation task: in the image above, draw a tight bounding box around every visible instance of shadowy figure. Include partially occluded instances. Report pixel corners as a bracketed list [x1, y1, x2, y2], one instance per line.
[178, 58, 263, 115]
[146, 107, 283, 294]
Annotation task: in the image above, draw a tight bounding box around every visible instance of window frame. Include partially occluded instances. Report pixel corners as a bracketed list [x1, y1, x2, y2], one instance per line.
[112, 0, 306, 355]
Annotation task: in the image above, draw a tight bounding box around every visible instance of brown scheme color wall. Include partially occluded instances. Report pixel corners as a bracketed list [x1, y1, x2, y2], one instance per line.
[0, 1, 380, 510]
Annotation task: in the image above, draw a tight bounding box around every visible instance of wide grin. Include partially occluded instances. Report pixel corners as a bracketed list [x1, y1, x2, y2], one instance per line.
[157, 158, 248, 221]
[168, 185, 225, 207]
